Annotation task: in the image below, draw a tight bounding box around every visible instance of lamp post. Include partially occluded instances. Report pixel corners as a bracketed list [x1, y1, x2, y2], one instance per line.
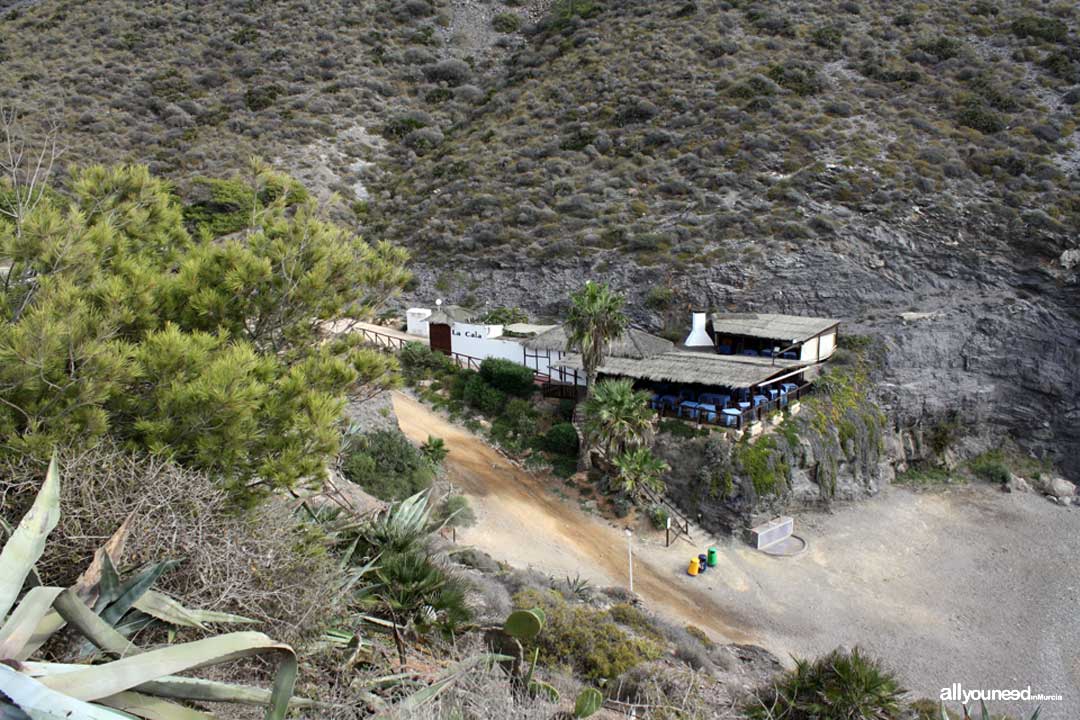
[625, 527, 633, 594]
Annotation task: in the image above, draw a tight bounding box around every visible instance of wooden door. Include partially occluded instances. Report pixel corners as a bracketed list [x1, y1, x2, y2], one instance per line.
[430, 323, 452, 355]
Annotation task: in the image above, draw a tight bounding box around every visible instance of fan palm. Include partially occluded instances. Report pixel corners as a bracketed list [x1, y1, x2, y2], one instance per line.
[611, 447, 669, 500]
[581, 379, 655, 459]
[564, 281, 628, 393]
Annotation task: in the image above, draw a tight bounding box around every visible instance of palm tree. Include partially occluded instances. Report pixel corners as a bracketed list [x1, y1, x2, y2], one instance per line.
[565, 281, 628, 394]
[611, 447, 669, 500]
[582, 379, 655, 459]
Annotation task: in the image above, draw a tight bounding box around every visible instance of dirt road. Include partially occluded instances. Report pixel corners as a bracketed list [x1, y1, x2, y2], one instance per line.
[392, 391, 756, 642]
[392, 392, 1080, 718]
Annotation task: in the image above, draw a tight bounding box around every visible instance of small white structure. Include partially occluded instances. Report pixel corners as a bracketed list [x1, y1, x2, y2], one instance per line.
[406, 308, 432, 338]
[683, 311, 713, 348]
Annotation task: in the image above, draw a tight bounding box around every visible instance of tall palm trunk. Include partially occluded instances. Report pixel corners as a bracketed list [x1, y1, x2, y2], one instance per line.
[574, 369, 599, 471]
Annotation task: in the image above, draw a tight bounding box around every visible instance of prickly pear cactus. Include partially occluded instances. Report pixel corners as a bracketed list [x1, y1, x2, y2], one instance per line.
[503, 608, 544, 641]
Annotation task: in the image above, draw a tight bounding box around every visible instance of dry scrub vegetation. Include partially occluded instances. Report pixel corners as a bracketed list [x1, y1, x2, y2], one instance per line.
[373, 0, 1078, 267]
[3, 0, 1075, 273]
[0, 444, 344, 644]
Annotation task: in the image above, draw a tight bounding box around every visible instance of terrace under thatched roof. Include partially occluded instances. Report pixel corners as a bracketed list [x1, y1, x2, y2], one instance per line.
[522, 325, 674, 359]
[555, 351, 804, 388]
[710, 313, 839, 343]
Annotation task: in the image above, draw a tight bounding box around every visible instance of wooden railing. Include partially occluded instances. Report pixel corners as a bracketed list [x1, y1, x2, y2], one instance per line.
[357, 326, 409, 351]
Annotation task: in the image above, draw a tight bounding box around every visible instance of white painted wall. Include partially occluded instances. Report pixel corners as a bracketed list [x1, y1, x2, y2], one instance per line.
[818, 330, 836, 360]
[799, 335, 819, 363]
[406, 308, 432, 337]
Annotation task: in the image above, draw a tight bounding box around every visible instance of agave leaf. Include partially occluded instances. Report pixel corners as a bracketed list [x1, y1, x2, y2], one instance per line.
[134, 677, 315, 708]
[93, 554, 123, 614]
[99, 561, 181, 627]
[180, 608, 257, 626]
[0, 664, 134, 720]
[40, 631, 294, 703]
[0, 587, 64, 659]
[0, 700, 32, 720]
[22, 663, 315, 709]
[97, 692, 214, 720]
[76, 517, 134, 605]
[131, 591, 205, 630]
[16, 612, 66, 662]
[53, 588, 141, 658]
[0, 454, 61, 623]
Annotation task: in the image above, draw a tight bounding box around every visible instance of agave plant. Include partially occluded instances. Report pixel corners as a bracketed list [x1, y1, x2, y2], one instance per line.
[0, 454, 312, 719]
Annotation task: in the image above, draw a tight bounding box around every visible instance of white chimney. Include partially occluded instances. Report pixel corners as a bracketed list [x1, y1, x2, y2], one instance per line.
[684, 311, 712, 348]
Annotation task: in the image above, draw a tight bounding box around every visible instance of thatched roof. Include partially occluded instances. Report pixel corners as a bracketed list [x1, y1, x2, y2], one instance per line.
[555, 351, 803, 388]
[426, 305, 474, 325]
[522, 325, 674, 359]
[710, 313, 839, 343]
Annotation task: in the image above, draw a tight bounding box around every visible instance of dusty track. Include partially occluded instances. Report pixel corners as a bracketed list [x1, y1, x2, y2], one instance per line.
[392, 391, 757, 642]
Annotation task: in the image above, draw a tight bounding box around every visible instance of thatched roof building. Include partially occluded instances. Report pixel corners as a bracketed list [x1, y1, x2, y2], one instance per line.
[555, 351, 803, 388]
[710, 313, 839, 344]
[522, 325, 674, 359]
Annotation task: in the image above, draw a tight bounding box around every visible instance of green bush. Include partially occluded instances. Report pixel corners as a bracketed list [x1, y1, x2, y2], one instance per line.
[439, 494, 476, 527]
[341, 429, 435, 501]
[969, 454, 1011, 485]
[513, 589, 662, 681]
[767, 62, 824, 95]
[1010, 16, 1067, 43]
[370, 550, 472, 636]
[647, 504, 669, 530]
[492, 12, 522, 32]
[542, 422, 580, 456]
[747, 647, 906, 720]
[812, 25, 843, 49]
[244, 83, 283, 111]
[734, 435, 789, 497]
[479, 358, 536, 397]
[956, 101, 1005, 133]
[463, 373, 507, 415]
[400, 341, 456, 382]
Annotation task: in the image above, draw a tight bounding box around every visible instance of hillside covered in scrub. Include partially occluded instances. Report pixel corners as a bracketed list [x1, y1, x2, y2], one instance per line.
[1, 0, 1076, 469]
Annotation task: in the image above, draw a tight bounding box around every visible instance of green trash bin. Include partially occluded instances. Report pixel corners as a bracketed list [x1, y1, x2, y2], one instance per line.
[706, 546, 718, 567]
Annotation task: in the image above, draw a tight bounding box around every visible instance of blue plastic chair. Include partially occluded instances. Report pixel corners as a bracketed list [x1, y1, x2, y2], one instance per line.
[717, 344, 733, 355]
[697, 403, 717, 422]
[722, 408, 741, 427]
[753, 395, 768, 407]
[760, 348, 773, 357]
[782, 351, 798, 360]
[742, 349, 758, 356]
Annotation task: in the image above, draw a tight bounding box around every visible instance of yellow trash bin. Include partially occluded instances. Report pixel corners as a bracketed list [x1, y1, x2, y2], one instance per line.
[687, 557, 700, 576]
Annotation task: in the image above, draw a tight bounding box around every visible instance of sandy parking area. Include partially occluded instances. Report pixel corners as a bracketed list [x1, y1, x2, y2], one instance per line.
[393, 392, 1079, 718]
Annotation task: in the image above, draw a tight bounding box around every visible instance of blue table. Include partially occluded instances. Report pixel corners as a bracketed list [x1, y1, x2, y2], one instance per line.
[753, 395, 768, 406]
[767, 388, 780, 401]
[781, 383, 798, 394]
[698, 393, 729, 408]
[678, 401, 700, 419]
[737, 401, 751, 410]
[696, 403, 718, 422]
[722, 408, 741, 427]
